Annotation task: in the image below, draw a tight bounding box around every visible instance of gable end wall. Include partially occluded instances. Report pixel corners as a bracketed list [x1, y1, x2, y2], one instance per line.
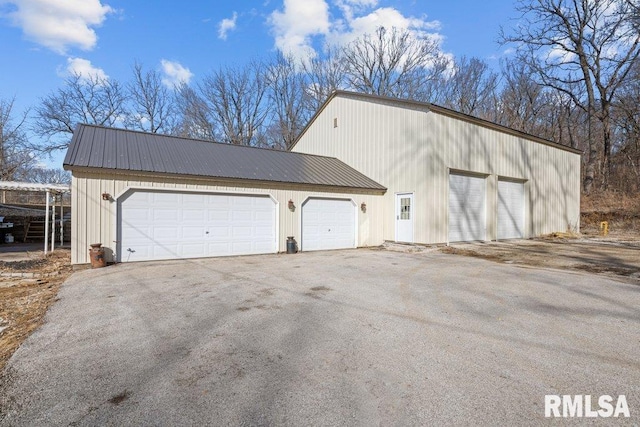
[292, 95, 581, 244]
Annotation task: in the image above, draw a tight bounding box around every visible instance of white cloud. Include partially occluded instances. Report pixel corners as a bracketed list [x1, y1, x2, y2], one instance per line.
[5, 0, 114, 54]
[268, 0, 330, 59]
[267, 0, 445, 61]
[160, 59, 193, 87]
[60, 57, 108, 80]
[327, 6, 442, 47]
[218, 11, 237, 40]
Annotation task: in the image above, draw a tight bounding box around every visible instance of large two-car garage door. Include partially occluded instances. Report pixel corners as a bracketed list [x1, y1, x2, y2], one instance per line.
[118, 190, 276, 262]
[448, 173, 487, 242]
[497, 180, 525, 239]
[302, 198, 356, 251]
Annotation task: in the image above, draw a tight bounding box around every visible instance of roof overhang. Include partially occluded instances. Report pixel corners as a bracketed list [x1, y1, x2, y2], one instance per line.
[67, 166, 387, 195]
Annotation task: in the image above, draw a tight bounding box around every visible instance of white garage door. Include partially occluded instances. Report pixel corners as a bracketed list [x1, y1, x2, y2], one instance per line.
[302, 198, 356, 251]
[449, 173, 487, 242]
[118, 190, 276, 262]
[498, 180, 525, 239]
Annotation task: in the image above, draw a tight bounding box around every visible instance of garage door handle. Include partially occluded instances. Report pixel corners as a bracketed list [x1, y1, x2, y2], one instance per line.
[205, 231, 209, 234]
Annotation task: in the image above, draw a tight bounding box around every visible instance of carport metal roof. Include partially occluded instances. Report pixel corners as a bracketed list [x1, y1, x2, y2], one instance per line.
[0, 181, 70, 193]
[64, 124, 386, 192]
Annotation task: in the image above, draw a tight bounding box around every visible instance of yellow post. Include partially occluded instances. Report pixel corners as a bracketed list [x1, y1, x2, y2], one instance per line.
[600, 221, 609, 236]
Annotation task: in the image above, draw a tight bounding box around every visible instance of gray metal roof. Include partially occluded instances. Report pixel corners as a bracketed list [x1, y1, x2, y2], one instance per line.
[63, 124, 386, 191]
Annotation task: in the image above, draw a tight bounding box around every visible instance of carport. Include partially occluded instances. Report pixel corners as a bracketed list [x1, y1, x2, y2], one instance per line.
[0, 181, 71, 254]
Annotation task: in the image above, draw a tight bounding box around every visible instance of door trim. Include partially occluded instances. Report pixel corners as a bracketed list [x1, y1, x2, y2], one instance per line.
[394, 192, 414, 243]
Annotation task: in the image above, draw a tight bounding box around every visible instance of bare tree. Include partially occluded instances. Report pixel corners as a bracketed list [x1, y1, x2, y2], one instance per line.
[265, 53, 312, 149]
[199, 61, 269, 146]
[612, 58, 640, 191]
[0, 97, 36, 180]
[501, 0, 640, 193]
[341, 26, 450, 100]
[497, 60, 545, 134]
[126, 63, 176, 134]
[302, 45, 348, 111]
[26, 167, 71, 185]
[33, 73, 127, 153]
[437, 56, 500, 118]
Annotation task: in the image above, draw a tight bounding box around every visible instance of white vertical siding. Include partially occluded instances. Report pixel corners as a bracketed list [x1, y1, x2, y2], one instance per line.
[70, 172, 384, 264]
[293, 94, 581, 244]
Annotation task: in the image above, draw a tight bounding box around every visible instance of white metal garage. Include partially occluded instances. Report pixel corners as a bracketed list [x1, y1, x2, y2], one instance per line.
[302, 198, 356, 251]
[497, 180, 525, 239]
[448, 173, 487, 242]
[118, 190, 277, 262]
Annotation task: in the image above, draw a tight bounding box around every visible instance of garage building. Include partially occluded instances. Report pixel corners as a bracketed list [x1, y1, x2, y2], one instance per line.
[64, 124, 386, 264]
[291, 91, 581, 245]
[65, 91, 581, 265]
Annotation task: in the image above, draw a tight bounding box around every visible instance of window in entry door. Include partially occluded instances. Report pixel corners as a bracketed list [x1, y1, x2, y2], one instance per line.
[400, 197, 410, 219]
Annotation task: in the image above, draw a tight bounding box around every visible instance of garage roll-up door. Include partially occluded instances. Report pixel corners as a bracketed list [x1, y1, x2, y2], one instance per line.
[498, 180, 525, 239]
[118, 191, 276, 262]
[448, 173, 486, 242]
[302, 198, 356, 251]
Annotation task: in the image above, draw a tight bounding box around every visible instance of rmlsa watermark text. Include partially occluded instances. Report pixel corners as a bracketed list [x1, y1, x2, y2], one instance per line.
[545, 395, 630, 418]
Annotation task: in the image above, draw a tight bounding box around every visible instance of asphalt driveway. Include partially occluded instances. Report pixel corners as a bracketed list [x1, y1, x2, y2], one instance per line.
[1, 248, 639, 425]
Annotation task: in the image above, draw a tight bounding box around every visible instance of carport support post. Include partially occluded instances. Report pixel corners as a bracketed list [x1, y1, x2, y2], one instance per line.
[44, 190, 50, 255]
[60, 201, 64, 247]
[51, 194, 56, 252]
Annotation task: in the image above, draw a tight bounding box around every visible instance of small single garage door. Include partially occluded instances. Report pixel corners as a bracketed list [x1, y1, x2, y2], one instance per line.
[497, 179, 525, 239]
[302, 198, 356, 251]
[449, 173, 486, 242]
[118, 190, 276, 262]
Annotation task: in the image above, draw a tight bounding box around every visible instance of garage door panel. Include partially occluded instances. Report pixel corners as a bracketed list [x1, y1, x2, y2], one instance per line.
[232, 227, 252, 238]
[180, 243, 207, 256]
[183, 209, 206, 222]
[449, 174, 486, 242]
[232, 211, 253, 222]
[181, 226, 205, 239]
[153, 209, 180, 221]
[119, 191, 276, 262]
[153, 227, 179, 240]
[124, 208, 150, 221]
[302, 198, 355, 251]
[153, 192, 181, 204]
[208, 210, 230, 221]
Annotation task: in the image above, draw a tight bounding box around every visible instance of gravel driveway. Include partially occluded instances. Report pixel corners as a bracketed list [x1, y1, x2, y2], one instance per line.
[1, 249, 639, 425]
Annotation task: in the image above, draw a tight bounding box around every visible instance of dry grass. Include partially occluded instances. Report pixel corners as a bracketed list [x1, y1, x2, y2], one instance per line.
[0, 250, 72, 372]
[581, 191, 640, 234]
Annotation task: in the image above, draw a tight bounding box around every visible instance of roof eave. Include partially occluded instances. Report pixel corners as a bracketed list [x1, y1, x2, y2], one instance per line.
[66, 166, 387, 194]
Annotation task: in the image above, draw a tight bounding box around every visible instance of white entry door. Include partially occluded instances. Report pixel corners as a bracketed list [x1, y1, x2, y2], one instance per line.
[302, 198, 356, 251]
[118, 190, 277, 262]
[497, 180, 525, 239]
[448, 173, 487, 242]
[395, 193, 414, 242]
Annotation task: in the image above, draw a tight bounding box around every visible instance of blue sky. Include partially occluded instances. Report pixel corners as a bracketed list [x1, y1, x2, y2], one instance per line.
[0, 0, 517, 168]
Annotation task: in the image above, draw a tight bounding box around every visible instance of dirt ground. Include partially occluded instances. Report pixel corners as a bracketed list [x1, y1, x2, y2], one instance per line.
[0, 250, 72, 372]
[441, 232, 640, 282]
